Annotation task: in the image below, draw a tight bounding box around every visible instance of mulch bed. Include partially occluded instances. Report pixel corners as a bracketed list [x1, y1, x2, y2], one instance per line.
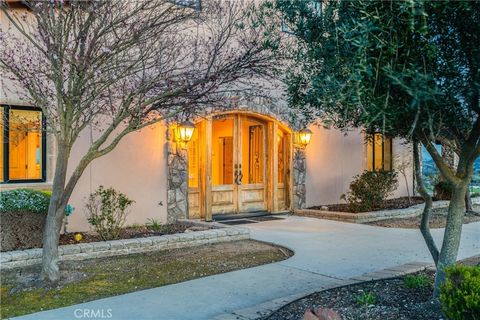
[59, 224, 202, 245]
[268, 257, 480, 320]
[268, 270, 440, 320]
[308, 197, 426, 213]
[366, 207, 480, 229]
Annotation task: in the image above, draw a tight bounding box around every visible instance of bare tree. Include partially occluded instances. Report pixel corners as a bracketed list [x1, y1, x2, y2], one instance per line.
[394, 145, 413, 204]
[0, 0, 282, 283]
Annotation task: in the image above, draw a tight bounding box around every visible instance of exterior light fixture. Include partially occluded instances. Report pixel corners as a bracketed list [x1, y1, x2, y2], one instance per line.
[177, 120, 195, 143]
[297, 128, 312, 147]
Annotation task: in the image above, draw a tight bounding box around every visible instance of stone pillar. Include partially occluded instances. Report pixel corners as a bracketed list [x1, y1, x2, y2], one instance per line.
[166, 132, 188, 223]
[293, 147, 306, 210]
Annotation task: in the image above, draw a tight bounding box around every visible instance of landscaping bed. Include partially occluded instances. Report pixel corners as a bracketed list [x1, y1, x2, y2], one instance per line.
[1, 222, 202, 252]
[298, 198, 480, 224]
[366, 206, 480, 229]
[267, 257, 479, 320]
[308, 197, 425, 213]
[59, 223, 197, 245]
[1, 240, 293, 319]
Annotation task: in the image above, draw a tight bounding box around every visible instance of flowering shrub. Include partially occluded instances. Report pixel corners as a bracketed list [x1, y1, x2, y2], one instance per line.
[85, 186, 134, 240]
[0, 189, 51, 214]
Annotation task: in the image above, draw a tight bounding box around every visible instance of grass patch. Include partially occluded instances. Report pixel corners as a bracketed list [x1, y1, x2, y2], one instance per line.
[1, 240, 291, 318]
[403, 273, 431, 289]
[355, 291, 377, 307]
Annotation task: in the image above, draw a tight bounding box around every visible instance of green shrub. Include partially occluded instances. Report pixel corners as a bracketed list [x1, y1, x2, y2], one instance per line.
[355, 291, 377, 307]
[85, 186, 134, 240]
[0, 189, 51, 214]
[342, 170, 398, 212]
[435, 180, 454, 200]
[403, 273, 431, 289]
[440, 265, 480, 320]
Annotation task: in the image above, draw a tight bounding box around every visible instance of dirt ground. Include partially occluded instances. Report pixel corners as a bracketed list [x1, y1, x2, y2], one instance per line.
[1, 240, 292, 319]
[366, 206, 480, 229]
[59, 223, 197, 245]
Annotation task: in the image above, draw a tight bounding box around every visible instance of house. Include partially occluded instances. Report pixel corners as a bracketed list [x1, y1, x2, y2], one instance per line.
[0, 1, 414, 232]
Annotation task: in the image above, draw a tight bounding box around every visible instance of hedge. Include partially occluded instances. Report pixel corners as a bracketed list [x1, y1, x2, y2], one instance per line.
[0, 189, 51, 214]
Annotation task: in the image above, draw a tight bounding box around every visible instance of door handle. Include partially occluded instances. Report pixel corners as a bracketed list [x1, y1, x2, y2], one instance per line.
[237, 164, 243, 185]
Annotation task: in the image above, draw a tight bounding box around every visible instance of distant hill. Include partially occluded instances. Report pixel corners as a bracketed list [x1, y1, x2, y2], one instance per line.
[421, 147, 480, 175]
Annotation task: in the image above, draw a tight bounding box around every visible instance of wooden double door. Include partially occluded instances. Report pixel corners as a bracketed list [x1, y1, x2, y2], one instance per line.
[187, 113, 292, 219]
[210, 114, 267, 214]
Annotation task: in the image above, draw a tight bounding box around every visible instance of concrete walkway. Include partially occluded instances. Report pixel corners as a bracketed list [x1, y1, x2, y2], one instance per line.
[13, 216, 480, 320]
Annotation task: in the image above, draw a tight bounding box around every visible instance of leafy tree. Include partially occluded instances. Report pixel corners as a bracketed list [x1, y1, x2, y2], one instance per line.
[1, 0, 281, 283]
[274, 0, 479, 295]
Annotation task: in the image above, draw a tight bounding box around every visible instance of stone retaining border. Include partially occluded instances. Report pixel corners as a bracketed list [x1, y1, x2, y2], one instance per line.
[0, 226, 250, 270]
[295, 198, 480, 223]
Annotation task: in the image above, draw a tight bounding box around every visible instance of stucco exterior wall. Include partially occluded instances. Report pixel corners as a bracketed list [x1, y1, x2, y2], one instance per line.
[305, 126, 415, 207]
[66, 124, 169, 232]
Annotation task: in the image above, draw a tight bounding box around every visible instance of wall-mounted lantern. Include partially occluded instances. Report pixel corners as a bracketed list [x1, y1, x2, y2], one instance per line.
[176, 120, 195, 143]
[296, 128, 312, 147]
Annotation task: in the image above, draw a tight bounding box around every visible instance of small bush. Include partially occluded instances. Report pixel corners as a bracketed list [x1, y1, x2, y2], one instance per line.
[404, 273, 431, 289]
[342, 170, 398, 212]
[435, 180, 454, 200]
[85, 186, 134, 241]
[0, 189, 51, 214]
[355, 291, 377, 307]
[440, 265, 480, 320]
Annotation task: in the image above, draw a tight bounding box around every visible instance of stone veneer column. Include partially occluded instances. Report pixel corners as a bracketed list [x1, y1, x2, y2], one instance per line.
[293, 147, 307, 210]
[166, 131, 188, 223]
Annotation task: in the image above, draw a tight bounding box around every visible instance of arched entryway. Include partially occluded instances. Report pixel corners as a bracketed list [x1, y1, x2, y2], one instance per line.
[187, 111, 293, 220]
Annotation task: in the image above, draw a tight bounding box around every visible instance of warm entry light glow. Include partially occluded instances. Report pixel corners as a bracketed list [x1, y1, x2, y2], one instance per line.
[297, 128, 312, 147]
[177, 120, 195, 143]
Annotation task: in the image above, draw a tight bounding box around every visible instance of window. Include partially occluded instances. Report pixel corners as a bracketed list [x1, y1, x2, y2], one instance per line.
[170, 0, 201, 11]
[1, 105, 46, 183]
[366, 133, 392, 171]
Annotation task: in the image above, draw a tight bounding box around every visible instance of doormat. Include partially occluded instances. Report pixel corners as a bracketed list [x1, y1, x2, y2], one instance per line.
[219, 219, 258, 225]
[248, 216, 285, 222]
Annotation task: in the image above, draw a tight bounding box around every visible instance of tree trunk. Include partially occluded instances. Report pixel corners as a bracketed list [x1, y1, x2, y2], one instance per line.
[403, 172, 411, 204]
[41, 145, 70, 284]
[433, 182, 468, 297]
[465, 188, 474, 213]
[413, 142, 439, 264]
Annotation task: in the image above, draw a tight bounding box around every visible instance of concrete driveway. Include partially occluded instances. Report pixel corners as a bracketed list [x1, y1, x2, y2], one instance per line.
[248, 215, 480, 278]
[13, 216, 480, 320]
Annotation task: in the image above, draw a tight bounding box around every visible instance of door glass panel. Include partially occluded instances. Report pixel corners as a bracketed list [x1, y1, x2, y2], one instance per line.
[277, 130, 285, 184]
[242, 117, 264, 184]
[212, 116, 234, 186]
[9, 109, 42, 180]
